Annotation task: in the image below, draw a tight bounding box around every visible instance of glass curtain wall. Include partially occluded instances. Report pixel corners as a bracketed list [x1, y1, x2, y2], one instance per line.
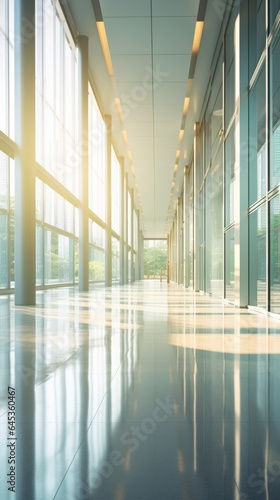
[0, 1, 15, 290]
[133, 209, 138, 281]
[0, 0, 14, 139]
[0, 154, 14, 289]
[127, 191, 132, 282]
[111, 147, 121, 282]
[248, 0, 280, 312]
[186, 162, 194, 288]
[35, 0, 78, 287]
[36, 0, 78, 195]
[224, 7, 238, 302]
[88, 85, 106, 222]
[144, 240, 167, 279]
[88, 85, 107, 284]
[89, 220, 105, 283]
[0, 0, 136, 294]
[203, 52, 224, 297]
[169, 0, 280, 314]
[269, 26, 280, 314]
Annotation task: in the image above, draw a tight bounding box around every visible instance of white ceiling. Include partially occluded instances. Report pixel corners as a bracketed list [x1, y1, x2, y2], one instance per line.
[67, 0, 225, 239]
[98, 0, 199, 238]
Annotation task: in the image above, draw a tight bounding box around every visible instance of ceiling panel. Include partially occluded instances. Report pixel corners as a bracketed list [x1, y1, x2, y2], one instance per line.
[95, 1, 201, 238]
[153, 55, 191, 83]
[154, 137, 178, 154]
[117, 82, 153, 105]
[128, 143, 153, 155]
[152, 0, 199, 17]
[126, 122, 153, 137]
[154, 102, 184, 123]
[113, 55, 152, 82]
[154, 122, 181, 137]
[152, 17, 196, 55]
[134, 161, 154, 172]
[124, 104, 153, 123]
[153, 82, 186, 104]
[100, 0, 151, 17]
[104, 18, 151, 55]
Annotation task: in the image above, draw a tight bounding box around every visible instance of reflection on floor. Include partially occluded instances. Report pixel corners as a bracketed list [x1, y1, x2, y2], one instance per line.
[1, 280, 280, 499]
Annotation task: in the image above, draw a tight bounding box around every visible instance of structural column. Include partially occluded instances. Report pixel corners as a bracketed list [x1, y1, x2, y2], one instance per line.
[78, 35, 89, 292]
[193, 122, 201, 292]
[183, 166, 188, 288]
[119, 157, 125, 285]
[130, 189, 134, 283]
[137, 210, 142, 280]
[14, 0, 36, 305]
[134, 209, 139, 281]
[124, 173, 129, 283]
[105, 115, 112, 287]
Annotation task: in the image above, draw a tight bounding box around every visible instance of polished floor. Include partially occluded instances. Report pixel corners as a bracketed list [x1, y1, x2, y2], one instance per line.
[1, 280, 280, 500]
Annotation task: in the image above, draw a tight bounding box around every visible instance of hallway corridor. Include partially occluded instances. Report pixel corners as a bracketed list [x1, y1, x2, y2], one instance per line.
[1, 281, 280, 499]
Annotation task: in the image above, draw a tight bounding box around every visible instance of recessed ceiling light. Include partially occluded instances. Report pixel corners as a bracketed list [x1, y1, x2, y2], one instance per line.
[179, 129, 184, 142]
[96, 22, 114, 77]
[192, 21, 204, 53]
[183, 97, 190, 115]
[122, 130, 128, 144]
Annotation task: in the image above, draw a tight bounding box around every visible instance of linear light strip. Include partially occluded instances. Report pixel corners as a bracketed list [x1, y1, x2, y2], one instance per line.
[96, 21, 114, 77]
[192, 21, 204, 53]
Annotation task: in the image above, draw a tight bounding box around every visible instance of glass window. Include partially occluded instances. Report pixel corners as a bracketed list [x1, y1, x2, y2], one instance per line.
[89, 247, 105, 282]
[225, 227, 235, 301]
[0, 0, 14, 138]
[133, 210, 138, 251]
[89, 220, 105, 283]
[206, 147, 223, 297]
[249, 206, 266, 309]
[55, 15, 63, 120]
[0, 0, 6, 31]
[36, 0, 77, 195]
[269, 0, 280, 31]
[144, 240, 167, 279]
[224, 10, 238, 129]
[0, 152, 12, 290]
[112, 237, 120, 282]
[249, 65, 266, 204]
[89, 220, 105, 248]
[8, 1, 14, 141]
[75, 239, 79, 283]
[36, 179, 43, 220]
[185, 164, 194, 288]
[9, 159, 14, 288]
[43, 0, 55, 108]
[36, 225, 43, 286]
[111, 148, 121, 235]
[270, 28, 280, 190]
[0, 152, 8, 209]
[88, 86, 106, 221]
[0, 29, 7, 135]
[127, 191, 132, 247]
[64, 39, 74, 135]
[225, 127, 235, 226]
[128, 250, 131, 282]
[270, 195, 280, 314]
[44, 230, 73, 285]
[0, 213, 8, 288]
[43, 185, 75, 234]
[249, 0, 266, 77]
